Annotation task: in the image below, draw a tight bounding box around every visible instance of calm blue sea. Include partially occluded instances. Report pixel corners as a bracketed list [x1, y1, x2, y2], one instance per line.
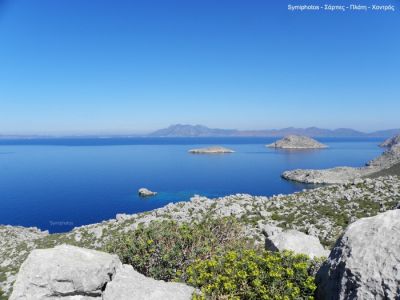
[0, 137, 384, 232]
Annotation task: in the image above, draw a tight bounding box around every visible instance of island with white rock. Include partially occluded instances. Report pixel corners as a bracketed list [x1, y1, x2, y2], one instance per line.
[138, 188, 157, 197]
[188, 146, 234, 154]
[267, 135, 328, 149]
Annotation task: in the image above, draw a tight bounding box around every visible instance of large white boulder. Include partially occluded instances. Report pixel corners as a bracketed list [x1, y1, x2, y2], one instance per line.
[103, 264, 194, 300]
[10, 244, 121, 299]
[10, 244, 194, 300]
[316, 210, 400, 300]
[265, 229, 329, 258]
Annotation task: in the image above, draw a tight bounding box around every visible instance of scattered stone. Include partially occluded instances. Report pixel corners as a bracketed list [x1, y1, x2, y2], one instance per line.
[188, 146, 234, 154]
[316, 210, 400, 300]
[264, 229, 329, 258]
[116, 213, 132, 222]
[103, 264, 194, 300]
[138, 188, 157, 197]
[267, 135, 327, 149]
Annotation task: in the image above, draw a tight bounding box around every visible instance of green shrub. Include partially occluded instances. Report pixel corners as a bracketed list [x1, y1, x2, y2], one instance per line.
[104, 217, 251, 281]
[0, 288, 5, 300]
[187, 249, 317, 300]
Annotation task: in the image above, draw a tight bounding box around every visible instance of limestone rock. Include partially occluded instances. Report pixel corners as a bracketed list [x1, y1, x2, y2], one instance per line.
[188, 146, 234, 154]
[265, 229, 329, 258]
[267, 135, 327, 149]
[138, 188, 157, 197]
[316, 210, 400, 300]
[10, 244, 121, 299]
[103, 264, 194, 300]
[368, 144, 400, 169]
[10, 245, 194, 300]
[259, 224, 283, 237]
[380, 134, 400, 148]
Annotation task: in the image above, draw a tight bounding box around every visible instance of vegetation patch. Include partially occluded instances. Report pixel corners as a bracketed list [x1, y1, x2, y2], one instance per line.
[187, 249, 317, 300]
[104, 217, 253, 281]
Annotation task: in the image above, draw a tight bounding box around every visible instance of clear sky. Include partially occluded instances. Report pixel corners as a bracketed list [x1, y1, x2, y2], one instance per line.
[0, 0, 399, 134]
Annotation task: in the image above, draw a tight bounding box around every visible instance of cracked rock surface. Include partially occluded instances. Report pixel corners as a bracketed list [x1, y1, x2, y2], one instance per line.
[103, 265, 194, 300]
[9, 245, 194, 300]
[316, 209, 400, 300]
[10, 245, 121, 300]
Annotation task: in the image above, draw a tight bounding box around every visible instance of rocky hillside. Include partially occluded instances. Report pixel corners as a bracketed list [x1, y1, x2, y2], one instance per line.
[380, 134, 400, 147]
[1, 176, 399, 298]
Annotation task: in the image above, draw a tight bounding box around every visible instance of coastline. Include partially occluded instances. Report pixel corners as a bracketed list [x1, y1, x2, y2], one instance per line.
[282, 145, 400, 184]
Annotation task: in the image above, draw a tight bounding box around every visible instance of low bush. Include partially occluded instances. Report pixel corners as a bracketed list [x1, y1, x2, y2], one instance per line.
[187, 249, 317, 300]
[104, 217, 251, 281]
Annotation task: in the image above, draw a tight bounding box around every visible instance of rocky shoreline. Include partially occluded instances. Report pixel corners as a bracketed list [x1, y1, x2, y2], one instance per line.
[380, 134, 400, 148]
[1, 175, 400, 298]
[283, 144, 400, 184]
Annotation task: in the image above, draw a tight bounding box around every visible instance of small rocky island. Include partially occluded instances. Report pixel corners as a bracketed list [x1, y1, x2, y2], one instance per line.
[138, 188, 157, 197]
[267, 135, 328, 149]
[188, 146, 234, 154]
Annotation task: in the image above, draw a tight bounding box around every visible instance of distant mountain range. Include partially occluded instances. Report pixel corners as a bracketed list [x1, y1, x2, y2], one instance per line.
[1, 125, 399, 139]
[149, 124, 400, 138]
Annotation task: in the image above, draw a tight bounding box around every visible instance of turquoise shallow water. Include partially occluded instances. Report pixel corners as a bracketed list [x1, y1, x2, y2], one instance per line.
[0, 137, 384, 232]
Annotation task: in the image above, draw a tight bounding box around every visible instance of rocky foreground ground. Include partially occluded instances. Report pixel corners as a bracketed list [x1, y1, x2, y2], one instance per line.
[1, 175, 400, 298]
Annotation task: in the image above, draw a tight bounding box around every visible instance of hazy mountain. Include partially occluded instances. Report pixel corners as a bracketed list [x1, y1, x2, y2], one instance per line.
[367, 129, 400, 138]
[2, 125, 399, 139]
[148, 124, 239, 137]
[149, 124, 400, 138]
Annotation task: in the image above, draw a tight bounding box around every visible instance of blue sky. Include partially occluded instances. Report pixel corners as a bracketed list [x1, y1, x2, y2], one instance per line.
[0, 0, 399, 134]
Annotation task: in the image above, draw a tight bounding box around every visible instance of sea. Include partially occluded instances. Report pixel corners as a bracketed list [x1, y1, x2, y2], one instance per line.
[0, 137, 384, 233]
